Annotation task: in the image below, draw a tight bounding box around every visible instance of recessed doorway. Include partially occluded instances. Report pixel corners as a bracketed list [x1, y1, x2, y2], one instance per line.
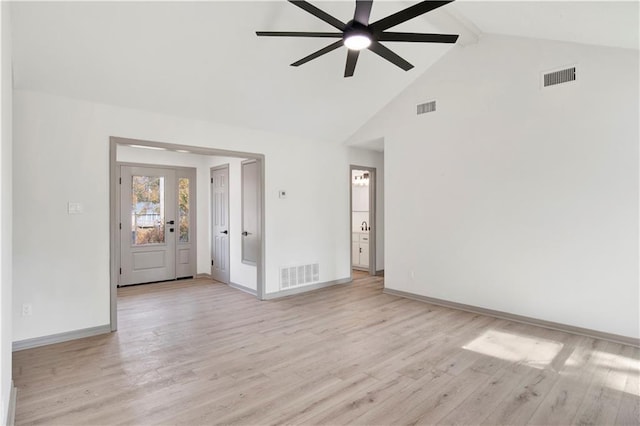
[110, 137, 265, 332]
[350, 165, 376, 277]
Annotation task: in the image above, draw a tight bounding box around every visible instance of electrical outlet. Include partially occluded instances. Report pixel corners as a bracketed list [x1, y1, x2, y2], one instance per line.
[22, 303, 32, 316]
[278, 190, 287, 199]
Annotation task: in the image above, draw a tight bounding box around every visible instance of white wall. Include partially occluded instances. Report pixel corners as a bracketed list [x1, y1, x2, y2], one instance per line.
[12, 90, 351, 342]
[0, 2, 13, 423]
[348, 148, 384, 271]
[350, 35, 639, 339]
[208, 157, 256, 291]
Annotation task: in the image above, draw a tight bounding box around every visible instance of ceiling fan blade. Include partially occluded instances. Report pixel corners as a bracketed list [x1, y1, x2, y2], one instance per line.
[368, 41, 413, 71]
[256, 31, 343, 38]
[370, 1, 454, 32]
[353, 0, 373, 25]
[377, 32, 459, 43]
[344, 49, 360, 77]
[288, 0, 346, 31]
[291, 40, 344, 67]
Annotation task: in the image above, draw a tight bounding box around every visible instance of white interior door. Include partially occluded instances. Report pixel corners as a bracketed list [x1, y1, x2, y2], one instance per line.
[211, 166, 230, 283]
[241, 160, 259, 265]
[120, 166, 177, 285]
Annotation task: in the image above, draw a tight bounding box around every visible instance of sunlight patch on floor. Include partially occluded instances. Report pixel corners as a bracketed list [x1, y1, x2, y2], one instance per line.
[589, 350, 640, 396]
[463, 329, 563, 369]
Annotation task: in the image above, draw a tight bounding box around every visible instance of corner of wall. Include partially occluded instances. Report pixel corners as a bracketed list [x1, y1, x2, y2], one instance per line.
[0, 1, 14, 424]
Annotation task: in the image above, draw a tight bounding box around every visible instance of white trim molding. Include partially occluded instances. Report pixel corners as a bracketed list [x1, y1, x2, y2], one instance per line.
[7, 382, 16, 426]
[229, 282, 257, 296]
[12, 325, 111, 352]
[263, 278, 351, 300]
[384, 288, 640, 348]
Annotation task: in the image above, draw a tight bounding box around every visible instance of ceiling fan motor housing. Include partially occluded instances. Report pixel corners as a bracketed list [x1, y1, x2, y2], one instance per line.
[343, 20, 372, 50]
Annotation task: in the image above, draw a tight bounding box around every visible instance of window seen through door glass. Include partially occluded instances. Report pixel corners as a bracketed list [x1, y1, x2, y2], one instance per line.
[131, 175, 165, 245]
[178, 178, 190, 243]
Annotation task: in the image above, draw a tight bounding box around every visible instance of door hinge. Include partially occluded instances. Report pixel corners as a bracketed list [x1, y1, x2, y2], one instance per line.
[119, 267, 122, 274]
[119, 223, 122, 230]
[211, 260, 214, 266]
[119, 177, 122, 184]
[211, 177, 213, 184]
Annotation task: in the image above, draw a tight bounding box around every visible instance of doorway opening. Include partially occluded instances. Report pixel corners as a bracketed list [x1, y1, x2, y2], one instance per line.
[118, 164, 197, 286]
[350, 165, 376, 277]
[110, 137, 265, 331]
[209, 157, 259, 295]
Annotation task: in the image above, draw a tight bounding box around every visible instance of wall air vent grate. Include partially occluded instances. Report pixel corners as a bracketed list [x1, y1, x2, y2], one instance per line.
[417, 100, 436, 115]
[543, 66, 576, 87]
[280, 263, 320, 290]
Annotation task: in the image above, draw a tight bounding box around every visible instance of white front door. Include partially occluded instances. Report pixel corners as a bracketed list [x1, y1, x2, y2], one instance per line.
[120, 166, 177, 285]
[211, 166, 230, 283]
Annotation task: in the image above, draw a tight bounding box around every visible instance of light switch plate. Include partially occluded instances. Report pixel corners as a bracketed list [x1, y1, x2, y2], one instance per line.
[278, 190, 287, 199]
[68, 202, 83, 214]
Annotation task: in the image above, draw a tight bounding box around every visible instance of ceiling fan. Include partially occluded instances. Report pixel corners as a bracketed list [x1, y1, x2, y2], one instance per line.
[256, 0, 459, 77]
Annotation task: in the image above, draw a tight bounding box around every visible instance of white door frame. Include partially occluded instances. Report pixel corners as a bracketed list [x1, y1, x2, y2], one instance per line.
[349, 165, 376, 278]
[110, 137, 266, 331]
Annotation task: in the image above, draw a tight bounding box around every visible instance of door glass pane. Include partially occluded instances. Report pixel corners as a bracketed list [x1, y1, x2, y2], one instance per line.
[242, 161, 258, 264]
[178, 178, 190, 243]
[131, 175, 165, 245]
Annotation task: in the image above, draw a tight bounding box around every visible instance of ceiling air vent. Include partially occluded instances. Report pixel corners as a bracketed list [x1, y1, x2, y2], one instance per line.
[417, 100, 436, 115]
[543, 66, 576, 88]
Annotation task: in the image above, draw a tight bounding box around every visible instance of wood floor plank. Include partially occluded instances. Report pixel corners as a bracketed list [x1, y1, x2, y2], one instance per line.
[403, 367, 492, 425]
[481, 367, 560, 425]
[349, 368, 458, 425]
[12, 276, 640, 425]
[438, 367, 526, 425]
[527, 337, 608, 425]
[571, 341, 634, 426]
[615, 346, 640, 425]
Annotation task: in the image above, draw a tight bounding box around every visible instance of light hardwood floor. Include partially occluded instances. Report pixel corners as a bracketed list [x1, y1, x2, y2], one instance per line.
[351, 269, 369, 280]
[13, 276, 640, 425]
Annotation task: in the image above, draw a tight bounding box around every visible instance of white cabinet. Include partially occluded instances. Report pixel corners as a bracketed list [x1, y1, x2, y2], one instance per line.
[359, 242, 369, 267]
[352, 233, 369, 269]
[352, 244, 360, 266]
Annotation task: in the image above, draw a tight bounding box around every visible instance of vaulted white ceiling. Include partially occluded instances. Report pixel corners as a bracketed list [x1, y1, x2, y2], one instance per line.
[10, 1, 639, 143]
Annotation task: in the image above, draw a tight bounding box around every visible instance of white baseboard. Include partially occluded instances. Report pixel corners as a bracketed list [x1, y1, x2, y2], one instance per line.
[263, 278, 351, 300]
[6, 382, 16, 426]
[12, 324, 112, 352]
[229, 282, 257, 296]
[195, 273, 212, 280]
[384, 288, 640, 348]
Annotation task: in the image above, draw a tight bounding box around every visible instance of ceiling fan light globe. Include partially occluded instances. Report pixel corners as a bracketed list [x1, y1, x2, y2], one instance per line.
[344, 34, 371, 50]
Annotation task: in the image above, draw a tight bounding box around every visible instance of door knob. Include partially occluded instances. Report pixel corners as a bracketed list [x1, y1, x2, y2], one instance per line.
[166, 220, 175, 225]
[242, 231, 252, 236]
[220, 230, 228, 234]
